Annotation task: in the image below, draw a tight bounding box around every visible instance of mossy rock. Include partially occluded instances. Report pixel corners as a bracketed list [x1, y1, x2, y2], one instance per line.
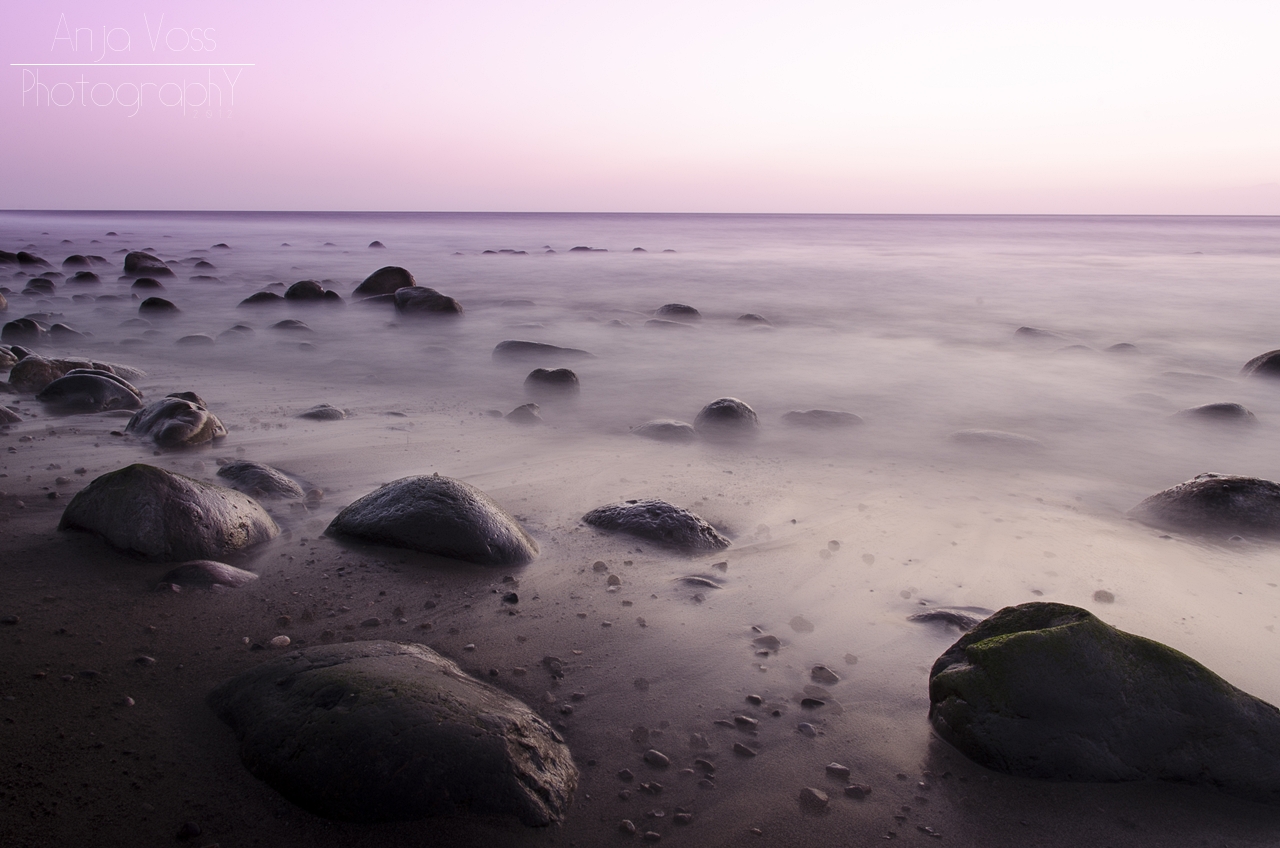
[929, 602, 1280, 803]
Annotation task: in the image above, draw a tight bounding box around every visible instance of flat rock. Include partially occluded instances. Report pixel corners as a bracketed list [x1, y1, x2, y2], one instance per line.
[125, 392, 227, 447]
[1129, 472, 1280, 536]
[326, 474, 538, 565]
[59, 464, 279, 560]
[207, 641, 576, 825]
[161, 560, 259, 588]
[217, 460, 306, 499]
[929, 602, 1280, 803]
[631, 419, 697, 443]
[239, 291, 285, 307]
[36, 369, 143, 413]
[582, 499, 730, 553]
[394, 286, 463, 316]
[782, 409, 863, 428]
[1172, 402, 1257, 424]
[493, 340, 594, 362]
[693, 397, 758, 441]
[353, 266, 416, 299]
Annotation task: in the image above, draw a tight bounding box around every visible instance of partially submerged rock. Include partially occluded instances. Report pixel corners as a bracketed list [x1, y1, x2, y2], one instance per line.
[1130, 473, 1280, 536]
[693, 397, 758, 441]
[161, 560, 259, 588]
[59, 464, 279, 560]
[207, 641, 577, 825]
[1241, 349, 1280, 380]
[36, 369, 143, 413]
[928, 602, 1280, 803]
[353, 266, 416, 299]
[582, 499, 730, 553]
[8, 355, 144, 394]
[123, 251, 174, 277]
[630, 419, 697, 443]
[2, 318, 45, 346]
[298, 403, 346, 421]
[493, 340, 594, 362]
[394, 286, 463, 316]
[138, 297, 179, 314]
[326, 474, 538, 565]
[1171, 402, 1257, 424]
[524, 368, 580, 399]
[217, 460, 306, 499]
[653, 303, 701, 322]
[506, 403, 543, 425]
[783, 409, 863, 428]
[126, 392, 227, 447]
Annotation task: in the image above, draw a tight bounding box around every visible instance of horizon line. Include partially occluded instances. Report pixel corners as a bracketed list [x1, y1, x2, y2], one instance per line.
[10, 63, 255, 67]
[2, 209, 1279, 219]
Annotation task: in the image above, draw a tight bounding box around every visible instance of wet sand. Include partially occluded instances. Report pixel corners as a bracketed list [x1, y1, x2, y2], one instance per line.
[3, 212, 1280, 846]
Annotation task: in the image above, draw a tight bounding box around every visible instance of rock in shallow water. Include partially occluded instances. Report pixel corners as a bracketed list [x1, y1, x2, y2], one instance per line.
[1171, 402, 1257, 425]
[298, 403, 346, 421]
[352, 266, 416, 299]
[36, 369, 143, 413]
[631, 419, 697, 443]
[59, 464, 279, 560]
[782, 409, 863, 428]
[693, 397, 758, 441]
[582, 499, 730, 553]
[394, 286, 463, 316]
[217, 460, 306, 499]
[126, 392, 227, 447]
[207, 640, 577, 825]
[1129, 472, 1280, 537]
[928, 602, 1280, 804]
[326, 474, 538, 565]
[493, 340, 594, 362]
[524, 368, 580, 399]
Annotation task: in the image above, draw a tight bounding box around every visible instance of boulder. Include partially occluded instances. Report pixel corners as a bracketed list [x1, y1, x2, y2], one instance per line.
[217, 460, 306, 499]
[2, 318, 45, 345]
[59, 464, 279, 560]
[1242, 350, 1280, 379]
[783, 409, 863, 428]
[0, 346, 17, 369]
[654, 303, 701, 322]
[138, 297, 179, 314]
[131, 278, 164, 291]
[1130, 473, 1280, 536]
[271, 319, 312, 333]
[123, 251, 174, 277]
[630, 419, 697, 443]
[17, 252, 53, 269]
[394, 286, 463, 316]
[207, 641, 577, 825]
[284, 280, 326, 301]
[298, 403, 346, 421]
[368, 240, 385, 248]
[505, 403, 543, 425]
[353, 266, 415, 299]
[645, 318, 693, 330]
[492, 340, 594, 362]
[1014, 326, 1068, 341]
[177, 334, 216, 346]
[23, 279, 56, 294]
[125, 392, 227, 447]
[8, 356, 86, 393]
[524, 368, 579, 399]
[582, 498, 730, 553]
[239, 291, 284, 307]
[737, 313, 770, 325]
[1172, 402, 1257, 424]
[36, 369, 143, 413]
[949, 429, 1045, 451]
[161, 560, 259, 588]
[68, 271, 101, 285]
[326, 474, 538, 565]
[61, 255, 92, 269]
[693, 397, 758, 440]
[928, 602, 1280, 803]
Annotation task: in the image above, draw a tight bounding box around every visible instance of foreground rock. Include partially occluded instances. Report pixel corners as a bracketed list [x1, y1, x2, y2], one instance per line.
[352, 266, 416, 299]
[693, 397, 758, 440]
[582, 499, 730, 552]
[1130, 473, 1280, 536]
[783, 409, 863, 428]
[326, 474, 538, 565]
[59, 464, 279, 560]
[207, 641, 577, 825]
[394, 286, 463, 316]
[125, 392, 227, 447]
[217, 460, 306, 499]
[493, 340, 594, 362]
[36, 369, 143, 413]
[630, 419, 697, 443]
[929, 602, 1280, 803]
[161, 560, 259, 588]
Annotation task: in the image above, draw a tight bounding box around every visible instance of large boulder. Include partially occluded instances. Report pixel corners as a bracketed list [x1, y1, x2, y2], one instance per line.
[1242, 350, 1280, 380]
[693, 397, 758, 441]
[216, 460, 306, 499]
[239, 291, 285, 307]
[123, 251, 174, 277]
[59, 464, 279, 560]
[284, 280, 326, 301]
[353, 266, 416, 299]
[582, 498, 730, 553]
[326, 474, 538, 565]
[207, 641, 577, 825]
[126, 392, 227, 447]
[1129, 472, 1280, 536]
[630, 419, 697, 443]
[17, 252, 53, 269]
[393, 286, 463, 316]
[3, 318, 45, 346]
[928, 602, 1280, 803]
[492, 340, 593, 362]
[36, 369, 143, 413]
[8, 355, 142, 394]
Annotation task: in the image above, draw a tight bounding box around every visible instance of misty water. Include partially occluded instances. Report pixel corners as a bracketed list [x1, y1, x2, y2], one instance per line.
[4, 211, 1280, 842]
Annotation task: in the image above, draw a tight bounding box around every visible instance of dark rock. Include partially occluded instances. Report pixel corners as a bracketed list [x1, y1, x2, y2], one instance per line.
[131, 278, 164, 291]
[23, 278, 56, 294]
[298, 403, 346, 421]
[207, 641, 577, 825]
[59, 464, 279, 560]
[631, 419, 697, 443]
[285, 280, 326, 301]
[123, 252, 173, 277]
[506, 403, 543, 425]
[271, 319, 312, 332]
[194, 260, 217, 270]
[394, 286, 463, 316]
[369, 240, 385, 248]
[1172, 402, 1257, 424]
[353, 266, 416, 299]
[8, 356, 142, 393]
[125, 392, 227, 447]
[61, 255, 92, 269]
[1014, 326, 1068, 341]
[949, 429, 1044, 451]
[693, 397, 758, 441]
[908, 607, 991, 632]
[3, 318, 45, 345]
[217, 460, 306, 499]
[737, 313, 770, 325]
[239, 291, 285, 307]
[49, 323, 85, 339]
[783, 409, 863, 428]
[36, 369, 143, 413]
[218, 324, 254, 341]
[68, 271, 100, 285]
[493, 340, 594, 362]
[653, 303, 701, 322]
[177, 334, 216, 346]
[1130, 472, 1280, 536]
[138, 297, 179, 314]
[582, 499, 730, 553]
[524, 368, 579, 399]
[929, 602, 1280, 803]
[1242, 350, 1280, 379]
[17, 252, 53, 269]
[326, 474, 539, 565]
[1107, 343, 1139, 353]
[161, 560, 259, 588]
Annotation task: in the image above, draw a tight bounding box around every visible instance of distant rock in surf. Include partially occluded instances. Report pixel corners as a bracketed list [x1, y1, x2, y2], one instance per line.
[2, 318, 45, 345]
[138, 297, 179, 314]
[654, 303, 701, 322]
[492, 340, 594, 362]
[737, 313, 770, 325]
[1171, 402, 1257, 425]
[1106, 342, 1139, 353]
[36, 369, 143, 413]
[1130, 473, 1280, 537]
[270, 319, 312, 333]
[17, 252, 53, 269]
[353, 266, 415, 299]
[506, 403, 543, 425]
[284, 280, 330, 302]
[369, 240, 386, 248]
[123, 251, 174, 277]
[631, 419, 697, 443]
[126, 392, 227, 447]
[582, 498, 730, 553]
[394, 286, 463, 316]
[1241, 350, 1280, 380]
[783, 409, 863, 428]
[694, 397, 758, 441]
[524, 368, 579, 399]
[239, 291, 284, 306]
[131, 278, 164, 291]
[67, 271, 101, 285]
[1014, 326, 1069, 341]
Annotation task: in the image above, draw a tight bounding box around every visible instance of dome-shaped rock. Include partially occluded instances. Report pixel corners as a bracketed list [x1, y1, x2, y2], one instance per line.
[582, 498, 730, 552]
[654, 303, 701, 321]
[138, 297, 179, 314]
[239, 291, 284, 307]
[298, 403, 346, 421]
[284, 280, 327, 301]
[693, 397, 758, 441]
[59, 464, 279, 560]
[524, 368, 580, 399]
[216, 460, 306, 499]
[326, 474, 538, 565]
[630, 419, 697, 443]
[1130, 472, 1280, 536]
[353, 266, 415, 299]
[126, 391, 227, 447]
[36, 369, 143, 413]
[123, 251, 174, 277]
[394, 286, 463, 316]
[1242, 350, 1280, 379]
[1171, 402, 1257, 424]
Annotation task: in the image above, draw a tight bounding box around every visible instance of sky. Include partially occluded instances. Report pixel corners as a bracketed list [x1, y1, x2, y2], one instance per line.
[2, 0, 1278, 213]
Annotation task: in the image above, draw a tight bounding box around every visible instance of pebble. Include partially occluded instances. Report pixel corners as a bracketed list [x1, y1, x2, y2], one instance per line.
[734, 715, 758, 729]
[618, 768, 635, 782]
[269, 635, 290, 648]
[799, 787, 829, 810]
[644, 749, 670, 767]
[844, 653, 858, 665]
[694, 758, 715, 773]
[689, 732, 710, 750]
[642, 832, 662, 843]
[789, 615, 815, 633]
[640, 781, 663, 794]
[502, 592, 519, 604]
[1093, 589, 1116, 603]
[752, 634, 781, 651]
[360, 617, 381, 628]
[619, 789, 632, 800]
[810, 665, 839, 684]
[733, 742, 757, 757]
[825, 762, 851, 778]
[593, 561, 608, 572]
[134, 655, 157, 666]
[176, 821, 201, 840]
[620, 819, 637, 834]
[607, 574, 622, 586]
[797, 722, 817, 737]
[844, 783, 872, 799]
[800, 698, 826, 709]
[746, 694, 763, 705]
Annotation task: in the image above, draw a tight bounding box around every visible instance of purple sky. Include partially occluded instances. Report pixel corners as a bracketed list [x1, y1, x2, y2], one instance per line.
[3, 0, 1278, 213]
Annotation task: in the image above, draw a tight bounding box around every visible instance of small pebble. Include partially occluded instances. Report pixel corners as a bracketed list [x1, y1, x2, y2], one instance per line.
[619, 789, 632, 800]
[733, 742, 757, 757]
[360, 617, 380, 628]
[593, 561, 608, 573]
[734, 715, 758, 729]
[620, 819, 637, 834]
[269, 635, 290, 648]
[844, 783, 872, 799]
[799, 787, 829, 810]
[1093, 589, 1116, 603]
[642, 832, 662, 843]
[644, 749, 670, 767]
[746, 694, 763, 705]
[810, 665, 839, 684]
[607, 574, 622, 586]
[825, 763, 851, 778]
[797, 722, 817, 737]
[694, 758, 715, 773]
[618, 768, 635, 782]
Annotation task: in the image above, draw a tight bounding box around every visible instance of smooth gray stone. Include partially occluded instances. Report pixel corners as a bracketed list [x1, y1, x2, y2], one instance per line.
[693, 397, 758, 440]
[353, 266, 416, 299]
[326, 474, 538, 565]
[582, 498, 730, 553]
[929, 602, 1280, 804]
[161, 559, 259, 588]
[1130, 472, 1280, 536]
[492, 340, 594, 362]
[630, 419, 696, 443]
[783, 409, 863, 428]
[207, 641, 577, 825]
[36, 369, 143, 413]
[284, 280, 326, 301]
[126, 392, 227, 447]
[239, 291, 285, 307]
[653, 303, 701, 321]
[393, 286, 463, 315]
[505, 402, 542, 425]
[59, 464, 279, 560]
[8, 355, 143, 394]
[217, 460, 305, 499]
